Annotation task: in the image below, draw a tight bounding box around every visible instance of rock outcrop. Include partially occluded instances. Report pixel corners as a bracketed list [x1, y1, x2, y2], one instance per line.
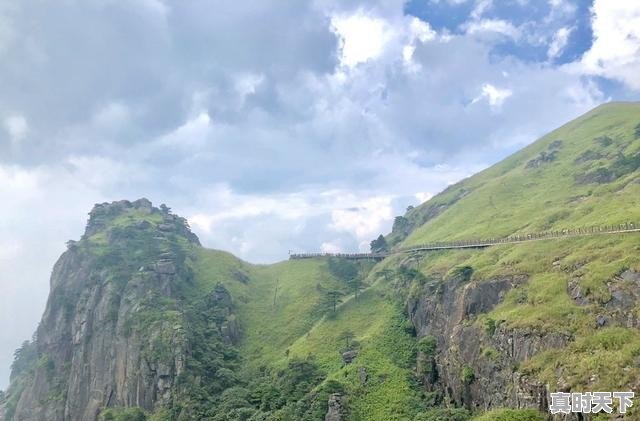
[325, 393, 347, 421]
[407, 272, 572, 414]
[0, 199, 234, 421]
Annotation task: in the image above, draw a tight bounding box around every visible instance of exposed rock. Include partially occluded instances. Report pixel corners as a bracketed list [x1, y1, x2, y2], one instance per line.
[221, 314, 241, 345]
[407, 273, 572, 412]
[1, 200, 212, 421]
[574, 149, 605, 164]
[567, 278, 589, 305]
[575, 167, 617, 184]
[341, 350, 358, 365]
[526, 150, 558, 169]
[357, 367, 369, 385]
[233, 270, 250, 284]
[155, 259, 177, 275]
[603, 270, 640, 328]
[325, 393, 346, 421]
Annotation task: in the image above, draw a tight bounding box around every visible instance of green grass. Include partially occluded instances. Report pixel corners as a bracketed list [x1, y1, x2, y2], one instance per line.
[401, 102, 640, 247]
[192, 249, 352, 371]
[192, 249, 424, 420]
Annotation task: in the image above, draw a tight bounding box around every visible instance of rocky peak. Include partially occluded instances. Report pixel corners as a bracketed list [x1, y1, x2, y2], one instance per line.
[82, 198, 200, 246]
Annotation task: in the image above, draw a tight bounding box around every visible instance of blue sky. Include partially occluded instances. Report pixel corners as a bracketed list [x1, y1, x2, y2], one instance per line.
[1, 0, 640, 388]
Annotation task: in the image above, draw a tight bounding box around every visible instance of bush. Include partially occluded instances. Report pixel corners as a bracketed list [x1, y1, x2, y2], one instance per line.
[461, 365, 475, 384]
[418, 336, 438, 356]
[484, 318, 497, 336]
[100, 408, 147, 421]
[451, 266, 474, 282]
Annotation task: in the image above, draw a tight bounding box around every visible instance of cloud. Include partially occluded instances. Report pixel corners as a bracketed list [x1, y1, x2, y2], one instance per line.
[580, 0, 640, 90]
[464, 19, 520, 39]
[548, 26, 573, 59]
[473, 83, 513, 108]
[4, 115, 28, 143]
[331, 11, 395, 67]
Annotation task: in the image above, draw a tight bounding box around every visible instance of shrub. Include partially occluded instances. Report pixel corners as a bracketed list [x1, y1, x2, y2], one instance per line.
[418, 336, 438, 356]
[461, 365, 475, 384]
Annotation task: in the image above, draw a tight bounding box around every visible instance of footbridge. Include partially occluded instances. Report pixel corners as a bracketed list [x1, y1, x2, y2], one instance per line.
[289, 222, 640, 261]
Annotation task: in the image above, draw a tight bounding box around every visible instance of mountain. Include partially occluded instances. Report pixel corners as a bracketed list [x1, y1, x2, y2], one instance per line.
[1, 102, 639, 421]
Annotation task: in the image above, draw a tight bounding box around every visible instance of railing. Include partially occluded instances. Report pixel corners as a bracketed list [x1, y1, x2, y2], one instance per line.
[289, 222, 639, 260]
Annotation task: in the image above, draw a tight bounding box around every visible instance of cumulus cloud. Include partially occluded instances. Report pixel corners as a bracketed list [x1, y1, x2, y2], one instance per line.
[580, 0, 640, 89]
[332, 11, 395, 67]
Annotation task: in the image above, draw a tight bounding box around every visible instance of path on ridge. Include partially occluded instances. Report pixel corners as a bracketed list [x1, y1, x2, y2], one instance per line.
[289, 222, 640, 261]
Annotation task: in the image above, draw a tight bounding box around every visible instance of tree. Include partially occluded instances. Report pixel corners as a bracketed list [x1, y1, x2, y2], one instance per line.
[392, 216, 411, 235]
[323, 290, 344, 315]
[10, 340, 38, 381]
[348, 276, 363, 301]
[339, 330, 355, 349]
[370, 234, 388, 253]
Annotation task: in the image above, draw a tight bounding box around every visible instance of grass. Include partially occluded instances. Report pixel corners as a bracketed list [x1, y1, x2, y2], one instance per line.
[402, 102, 640, 247]
[193, 249, 425, 420]
[192, 249, 352, 371]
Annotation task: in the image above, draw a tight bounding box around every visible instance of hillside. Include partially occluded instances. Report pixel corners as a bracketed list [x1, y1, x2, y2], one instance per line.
[1, 102, 640, 421]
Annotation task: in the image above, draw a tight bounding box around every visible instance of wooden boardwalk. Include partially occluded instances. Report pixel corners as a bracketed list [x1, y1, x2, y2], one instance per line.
[289, 222, 639, 261]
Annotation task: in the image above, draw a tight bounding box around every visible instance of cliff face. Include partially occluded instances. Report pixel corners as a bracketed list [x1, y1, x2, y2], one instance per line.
[407, 272, 564, 409]
[1, 199, 237, 421]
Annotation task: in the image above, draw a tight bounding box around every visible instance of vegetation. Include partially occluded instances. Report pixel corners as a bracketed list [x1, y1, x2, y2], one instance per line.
[370, 234, 389, 253]
[470, 409, 545, 421]
[5, 104, 640, 420]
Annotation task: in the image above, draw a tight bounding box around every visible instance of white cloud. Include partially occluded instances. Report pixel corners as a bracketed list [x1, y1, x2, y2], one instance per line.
[331, 11, 394, 68]
[157, 112, 213, 148]
[580, 0, 640, 90]
[234, 73, 265, 101]
[471, 0, 493, 20]
[547, 26, 573, 59]
[4, 115, 28, 143]
[320, 241, 342, 253]
[472, 83, 513, 108]
[403, 17, 437, 69]
[464, 19, 520, 39]
[329, 196, 393, 245]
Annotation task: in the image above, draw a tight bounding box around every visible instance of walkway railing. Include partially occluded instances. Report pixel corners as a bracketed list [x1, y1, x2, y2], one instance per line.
[289, 222, 639, 260]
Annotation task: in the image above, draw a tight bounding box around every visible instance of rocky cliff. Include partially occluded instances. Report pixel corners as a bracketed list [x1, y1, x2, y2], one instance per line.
[1, 199, 239, 421]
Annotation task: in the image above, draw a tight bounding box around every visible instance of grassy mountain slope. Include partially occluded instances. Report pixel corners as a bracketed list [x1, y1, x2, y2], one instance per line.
[192, 249, 425, 420]
[400, 102, 640, 245]
[193, 250, 351, 370]
[4, 103, 639, 421]
[388, 102, 640, 400]
[181, 102, 640, 420]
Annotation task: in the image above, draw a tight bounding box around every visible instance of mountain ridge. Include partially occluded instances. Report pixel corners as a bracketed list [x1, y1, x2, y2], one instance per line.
[2, 102, 640, 421]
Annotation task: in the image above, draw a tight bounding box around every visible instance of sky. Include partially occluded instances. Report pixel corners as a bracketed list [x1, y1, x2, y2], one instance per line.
[1, 0, 640, 389]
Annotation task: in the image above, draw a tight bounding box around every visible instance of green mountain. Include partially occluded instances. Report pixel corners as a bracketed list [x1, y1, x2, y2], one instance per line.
[1, 102, 639, 421]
